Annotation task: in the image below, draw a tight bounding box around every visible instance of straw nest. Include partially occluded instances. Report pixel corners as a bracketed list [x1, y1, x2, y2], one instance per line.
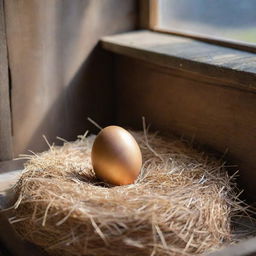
[11, 130, 248, 256]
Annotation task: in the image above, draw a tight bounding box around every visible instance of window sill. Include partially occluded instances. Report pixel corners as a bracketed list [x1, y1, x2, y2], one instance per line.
[101, 30, 256, 93]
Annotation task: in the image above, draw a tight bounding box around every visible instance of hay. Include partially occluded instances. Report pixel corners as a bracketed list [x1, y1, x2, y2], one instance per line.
[11, 131, 250, 256]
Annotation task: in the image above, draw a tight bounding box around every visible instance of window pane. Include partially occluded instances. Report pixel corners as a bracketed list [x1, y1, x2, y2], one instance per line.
[158, 0, 256, 44]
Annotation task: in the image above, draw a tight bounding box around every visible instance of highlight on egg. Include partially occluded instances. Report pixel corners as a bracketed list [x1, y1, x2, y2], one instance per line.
[91, 126, 142, 185]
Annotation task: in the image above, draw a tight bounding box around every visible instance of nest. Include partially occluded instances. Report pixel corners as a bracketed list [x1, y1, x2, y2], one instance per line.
[11, 131, 249, 256]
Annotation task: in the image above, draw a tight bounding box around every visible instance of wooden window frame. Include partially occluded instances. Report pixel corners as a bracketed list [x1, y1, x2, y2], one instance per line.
[140, 0, 256, 53]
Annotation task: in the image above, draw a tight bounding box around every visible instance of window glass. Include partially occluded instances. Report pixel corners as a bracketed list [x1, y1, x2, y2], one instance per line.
[158, 0, 256, 44]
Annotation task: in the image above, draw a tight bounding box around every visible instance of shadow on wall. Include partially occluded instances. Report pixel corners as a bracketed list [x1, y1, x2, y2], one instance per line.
[25, 45, 115, 154]
[5, 0, 137, 156]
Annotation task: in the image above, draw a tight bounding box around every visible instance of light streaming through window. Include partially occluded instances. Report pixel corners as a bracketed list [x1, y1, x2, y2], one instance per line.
[157, 0, 256, 44]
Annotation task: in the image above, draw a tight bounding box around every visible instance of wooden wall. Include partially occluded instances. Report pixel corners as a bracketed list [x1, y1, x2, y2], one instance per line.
[114, 56, 256, 199]
[3, 0, 137, 157]
[0, 0, 12, 160]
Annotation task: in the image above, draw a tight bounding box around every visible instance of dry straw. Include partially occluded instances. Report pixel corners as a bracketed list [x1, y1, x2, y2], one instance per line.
[10, 130, 252, 256]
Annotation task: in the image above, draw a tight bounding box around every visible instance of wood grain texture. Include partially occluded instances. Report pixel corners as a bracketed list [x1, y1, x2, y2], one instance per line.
[0, 0, 12, 160]
[113, 56, 256, 200]
[4, 0, 137, 157]
[102, 30, 256, 92]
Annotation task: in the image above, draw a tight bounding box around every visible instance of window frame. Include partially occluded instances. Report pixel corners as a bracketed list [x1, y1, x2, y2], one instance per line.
[140, 0, 256, 53]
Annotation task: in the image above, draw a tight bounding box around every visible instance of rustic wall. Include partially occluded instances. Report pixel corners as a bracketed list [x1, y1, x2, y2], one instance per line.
[0, 0, 12, 160]
[114, 56, 256, 200]
[4, 0, 137, 156]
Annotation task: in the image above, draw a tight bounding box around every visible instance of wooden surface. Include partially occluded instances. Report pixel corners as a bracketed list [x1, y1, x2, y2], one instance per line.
[0, 165, 47, 256]
[0, 0, 13, 160]
[113, 56, 256, 201]
[102, 30, 256, 92]
[139, 0, 158, 29]
[208, 237, 256, 256]
[0, 159, 24, 174]
[4, 0, 137, 157]
[0, 168, 22, 209]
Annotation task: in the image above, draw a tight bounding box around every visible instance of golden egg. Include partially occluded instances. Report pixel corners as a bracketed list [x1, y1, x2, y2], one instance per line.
[91, 126, 142, 185]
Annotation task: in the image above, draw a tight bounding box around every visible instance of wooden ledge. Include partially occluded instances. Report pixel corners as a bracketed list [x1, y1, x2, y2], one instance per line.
[101, 30, 256, 92]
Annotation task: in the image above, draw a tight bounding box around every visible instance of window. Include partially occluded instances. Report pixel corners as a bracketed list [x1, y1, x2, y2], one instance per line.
[149, 0, 256, 52]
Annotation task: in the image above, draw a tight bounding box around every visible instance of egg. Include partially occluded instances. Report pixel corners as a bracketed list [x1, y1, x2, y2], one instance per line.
[91, 126, 142, 185]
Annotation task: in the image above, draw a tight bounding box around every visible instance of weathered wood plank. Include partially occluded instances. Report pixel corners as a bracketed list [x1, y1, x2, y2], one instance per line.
[0, 0, 12, 160]
[114, 56, 256, 201]
[4, 0, 137, 157]
[102, 30, 256, 92]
